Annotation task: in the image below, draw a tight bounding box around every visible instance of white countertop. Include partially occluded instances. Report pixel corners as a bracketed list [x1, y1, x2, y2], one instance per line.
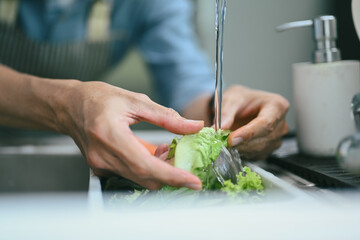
[1, 130, 360, 239]
[1, 190, 360, 240]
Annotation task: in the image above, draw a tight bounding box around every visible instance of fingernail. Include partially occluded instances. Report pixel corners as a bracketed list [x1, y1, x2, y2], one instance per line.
[184, 119, 204, 125]
[231, 137, 243, 146]
[185, 183, 202, 191]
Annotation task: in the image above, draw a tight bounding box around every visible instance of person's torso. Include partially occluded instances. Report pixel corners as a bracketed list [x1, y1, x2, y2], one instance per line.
[0, 0, 145, 81]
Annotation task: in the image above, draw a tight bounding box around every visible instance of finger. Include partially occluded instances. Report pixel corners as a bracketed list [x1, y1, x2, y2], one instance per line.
[134, 97, 204, 135]
[147, 156, 202, 190]
[221, 95, 262, 130]
[221, 100, 244, 129]
[154, 144, 169, 158]
[228, 105, 284, 147]
[117, 132, 202, 190]
[237, 137, 282, 156]
[235, 120, 287, 160]
[237, 138, 282, 161]
[90, 150, 165, 190]
[154, 144, 170, 161]
[118, 168, 164, 190]
[91, 122, 201, 190]
[220, 87, 259, 129]
[158, 150, 170, 161]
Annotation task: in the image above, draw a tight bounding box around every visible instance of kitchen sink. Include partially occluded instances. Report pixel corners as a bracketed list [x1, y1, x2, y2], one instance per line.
[0, 130, 89, 192]
[1, 130, 360, 240]
[0, 154, 89, 192]
[0, 130, 313, 198]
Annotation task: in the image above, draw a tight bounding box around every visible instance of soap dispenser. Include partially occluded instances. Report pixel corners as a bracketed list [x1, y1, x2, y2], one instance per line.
[277, 15, 360, 157]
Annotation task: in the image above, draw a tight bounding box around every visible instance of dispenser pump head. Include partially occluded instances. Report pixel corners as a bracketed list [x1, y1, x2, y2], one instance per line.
[276, 15, 341, 63]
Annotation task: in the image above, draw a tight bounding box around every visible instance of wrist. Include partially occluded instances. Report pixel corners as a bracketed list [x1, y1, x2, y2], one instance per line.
[45, 78, 82, 135]
[0, 65, 82, 132]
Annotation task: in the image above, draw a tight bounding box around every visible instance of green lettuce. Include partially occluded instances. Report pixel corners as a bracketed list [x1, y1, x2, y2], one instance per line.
[221, 167, 264, 197]
[170, 127, 230, 189]
[168, 127, 264, 195]
[107, 127, 264, 204]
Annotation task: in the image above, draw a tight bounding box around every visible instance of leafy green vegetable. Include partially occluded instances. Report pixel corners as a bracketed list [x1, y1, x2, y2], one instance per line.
[221, 167, 264, 197]
[124, 189, 149, 202]
[108, 189, 149, 207]
[172, 127, 230, 189]
[167, 136, 180, 159]
[168, 127, 264, 196]
[107, 127, 264, 205]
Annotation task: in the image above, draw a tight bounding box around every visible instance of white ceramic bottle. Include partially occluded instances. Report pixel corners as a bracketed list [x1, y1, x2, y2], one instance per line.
[277, 16, 360, 157]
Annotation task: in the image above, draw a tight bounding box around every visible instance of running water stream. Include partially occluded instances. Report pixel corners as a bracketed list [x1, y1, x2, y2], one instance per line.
[214, 0, 227, 131]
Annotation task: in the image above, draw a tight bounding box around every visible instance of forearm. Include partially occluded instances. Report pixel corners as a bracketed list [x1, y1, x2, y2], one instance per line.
[0, 64, 78, 133]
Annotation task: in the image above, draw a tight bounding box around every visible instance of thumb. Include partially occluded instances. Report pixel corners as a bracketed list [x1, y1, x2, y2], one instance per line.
[137, 99, 204, 135]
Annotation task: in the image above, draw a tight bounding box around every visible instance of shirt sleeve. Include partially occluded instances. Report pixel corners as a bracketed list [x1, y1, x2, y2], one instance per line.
[137, 0, 214, 113]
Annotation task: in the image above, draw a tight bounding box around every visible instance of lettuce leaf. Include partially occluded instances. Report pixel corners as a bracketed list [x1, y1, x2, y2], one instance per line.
[221, 167, 264, 197]
[170, 127, 264, 195]
[109, 127, 264, 202]
[172, 127, 230, 189]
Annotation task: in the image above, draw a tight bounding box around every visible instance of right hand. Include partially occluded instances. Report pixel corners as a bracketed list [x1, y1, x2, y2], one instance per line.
[57, 81, 203, 190]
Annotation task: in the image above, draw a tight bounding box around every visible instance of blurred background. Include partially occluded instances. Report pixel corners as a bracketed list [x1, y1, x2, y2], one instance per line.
[101, 0, 360, 131]
[2, 2, 360, 234]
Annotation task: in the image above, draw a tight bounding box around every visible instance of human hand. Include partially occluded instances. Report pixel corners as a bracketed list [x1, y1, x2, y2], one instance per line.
[220, 85, 289, 160]
[58, 81, 203, 190]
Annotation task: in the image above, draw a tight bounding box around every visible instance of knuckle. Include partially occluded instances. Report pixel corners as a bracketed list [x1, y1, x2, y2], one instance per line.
[283, 100, 290, 112]
[267, 92, 290, 111]
[156, 108, 182, 129]
[166, 107, 180, 119]
[275, 95, 290, 112]
[136, 93, 151, 102]
[263, 117, 275, 133]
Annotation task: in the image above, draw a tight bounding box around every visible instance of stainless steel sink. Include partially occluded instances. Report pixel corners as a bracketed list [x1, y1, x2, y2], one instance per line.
[0, 154, 89, 192]
[0, 130, 315, 199]
[0, 131, 89, 192]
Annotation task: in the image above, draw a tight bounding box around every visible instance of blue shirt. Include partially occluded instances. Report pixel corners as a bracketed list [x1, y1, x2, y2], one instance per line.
[12, 0, 214, 112]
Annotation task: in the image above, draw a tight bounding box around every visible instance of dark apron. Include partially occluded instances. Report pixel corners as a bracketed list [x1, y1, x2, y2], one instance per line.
[0, 0, 118, 135]
[0, 0, 115, 81]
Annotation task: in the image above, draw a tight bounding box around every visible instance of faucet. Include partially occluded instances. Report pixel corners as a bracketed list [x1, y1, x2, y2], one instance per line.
[336, 93, 360, 175]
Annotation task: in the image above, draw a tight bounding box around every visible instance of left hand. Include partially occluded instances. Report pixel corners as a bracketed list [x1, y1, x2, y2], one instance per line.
[221, 85, 290, 160]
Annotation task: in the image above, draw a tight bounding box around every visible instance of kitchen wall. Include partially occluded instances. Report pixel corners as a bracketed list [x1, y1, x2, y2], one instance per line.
[103, 0, 337, 130]
[195, 0, 336, 131]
